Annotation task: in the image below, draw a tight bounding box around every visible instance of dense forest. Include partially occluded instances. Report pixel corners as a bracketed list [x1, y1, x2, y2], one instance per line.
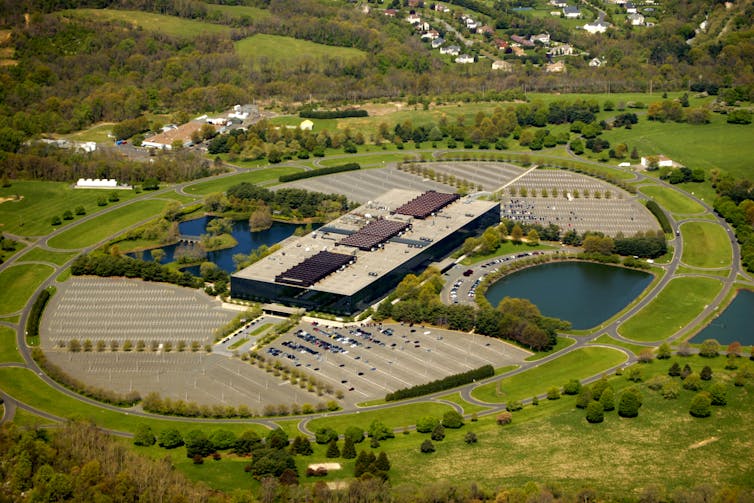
[0, 0, 753, 150]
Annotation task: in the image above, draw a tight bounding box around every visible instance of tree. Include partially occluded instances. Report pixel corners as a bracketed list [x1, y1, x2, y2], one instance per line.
[342, 436, 356, 459]
[416, 416, 438, 433]
[618, 390, 641, 418]
[683, 373, 703, 391]
[689, 392, 712, 418]
[184, 430, 215, 458]
[657, 343, 672, 359]
[668, 362, 681, 377]
[442, 411, 464, 429]
[289, 435, 312, 456]
[699, 339, 720, 357]
[586, 401, 604, 423]
[368, 420, 394, 441]
[266, 428, 289, 450]
[209, 430, 236, 451]
[708, 382, 728, 406]
[563, 379, 581, 395]
[680, 363, 692, 379]
[420, 440, 435, 453]
[431, 424, 445, 441]
[526, 229, 539, 245]
[315, 428, 338, 445]
[133, 424, 156, 447]
[700, 366, 713, 381]
[464, 432, 478, 444]
[326, 440, 340, 458]
[344, 426, 365, 444]
[547, 386, 561, 400]
[374, 451, 390, 472]
[638, 348, 654, 363]
[511, 224, 524, 243]
[599, 387, 615, 411]
[576, 386, 592, 409]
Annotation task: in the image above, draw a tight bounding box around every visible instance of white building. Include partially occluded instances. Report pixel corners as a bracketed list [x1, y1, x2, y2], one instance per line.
[455, 54, 475, 64]
[492, 60, 513, 71]
[583, 20, 609, 33]
[75, 178, 118, 188]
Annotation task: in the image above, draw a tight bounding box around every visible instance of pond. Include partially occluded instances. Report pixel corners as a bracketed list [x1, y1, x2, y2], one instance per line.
[135, 216, 316, 274]
[690, 289, 754, 345]
[485, 261, 653, 330]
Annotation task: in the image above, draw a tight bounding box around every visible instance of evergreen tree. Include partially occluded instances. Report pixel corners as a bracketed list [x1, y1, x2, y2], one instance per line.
[700, 366, 713, 381]
[575, 385, 592, 409]
[354, 451, 369, 477]
[374, 452, 391, 472]
[618, 389, 641, 418]
[586, 401, 604, 423]
[326, 440, 340, 458]
[708, 382, 728, 406]
[342, 436, 357, 459]
[420, 439, 435, 453]
[680, 363, 692, 379]
[591, 376, 609, 400]
[431, 424, 445, 441]
[668, 362, 681, 377]
[689, 392, 712, 418]
[599, 387, 615, 412]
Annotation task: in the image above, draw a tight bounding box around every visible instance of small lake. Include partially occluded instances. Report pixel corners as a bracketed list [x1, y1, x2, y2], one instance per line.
[485, 261, 653, 330]
[690, 289, 754, 345]
[135, 217, 315, 274]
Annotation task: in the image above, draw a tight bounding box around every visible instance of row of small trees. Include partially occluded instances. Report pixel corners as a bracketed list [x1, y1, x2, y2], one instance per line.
[63, 338, 211, 353]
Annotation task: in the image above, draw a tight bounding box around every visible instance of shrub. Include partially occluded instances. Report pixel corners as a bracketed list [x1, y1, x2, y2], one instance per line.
[315, 428, 338, 445]
[159, 428, 184, 449]
[133, 424, 156, 446]
[661, 380, 681, 399]
[708, 382, 728, 406]
[563, 379, 581, 395]
[442, 410, 464, 428]
[586, 401, 605, 424]
[618, 390, 641, 418]
[344, 426, 365, 444]
[385, 365, 494, 401]
[668, 362, 681, 377]
[431, 424, 445, 441]
[464, 432, 478, 444]
[416, 416, 439, 433]
[700, 366, 713, 381]
[278, 163, 360, 183]
[420, 440, 435, 453]
[689, 392, 712, 418]
[699, 339, 720, 358]
[575, 386, 592, 409]
[683, 373, 703, 391]
[546, 386, 561, 400]
[496, 412, 513, 425]
[599, 387, 615, 411]
[506, 400, 523, 412]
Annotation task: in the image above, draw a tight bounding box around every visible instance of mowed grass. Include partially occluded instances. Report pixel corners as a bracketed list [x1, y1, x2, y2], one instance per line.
[619, 277, 723, 342]
[61, 122, 115, 143]
[182, 167, 304, 196]
[471, 347, 627, 404]
[307, 402, 455, 433]
[0, 181, 139, 236]
[17, 248, 77, 266]
[61, 9, 231, 38]
[600, 113, 754, 179]
[0, 264, 54, 315]
[681, 221, 732, 268]
[640, 185, 705, 215]
[235, 34, 366, 68]
[47, 199, 169, 249]
[0, 325, 23, 363]
[0, 367, 270, 437]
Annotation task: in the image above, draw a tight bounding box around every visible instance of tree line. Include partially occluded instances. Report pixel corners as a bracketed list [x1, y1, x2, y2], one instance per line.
[385, 365, 494, 401]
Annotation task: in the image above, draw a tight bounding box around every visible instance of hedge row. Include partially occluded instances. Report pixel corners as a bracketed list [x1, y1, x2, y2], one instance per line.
[385, 365, 495, 401]
[32, 348, 141, 407]
[278, 163, 360, 183]
[299, 109, 368, 119]
[26, 288, 51, 342]
[645, 200, 673, 233]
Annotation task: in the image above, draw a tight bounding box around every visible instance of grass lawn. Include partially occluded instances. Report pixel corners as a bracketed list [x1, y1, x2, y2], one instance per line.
[471, 347, 627, 404]
[307, 402, 455, 433]
[680, 221, 732, 268]
[235, 34, 366, 69]
[0, 263, 55, 315]
[268, 116, 339, 132]
[61, 9, 231, 38]
[317, 153, 410, 168]
[600, 113, 754, 180]
[17, 248, 77, 266]
[60, 122, 115, 143]
[10, 407, 60, 427]
[639, 185, 705, 215]
[524, 336, 576, 361]
[0, 367, 271, 437]
[436, 392, 491, 415]
[0, 325, 23, 363]
[47, 199, 169, 249]
[590, 333, 649, 356]
[0, 181, 139, 237]
[462, 241, 554, 265]
[182, 167, 304, 196]
[619, 277, 724, 342]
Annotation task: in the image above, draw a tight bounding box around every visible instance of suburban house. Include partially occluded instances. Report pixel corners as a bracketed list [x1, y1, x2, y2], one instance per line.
[625, 2, 638, 13]
[583, 20, 609, 33]
[641, 155, 674, 168]
[628, 12, 645, 25]
[550, 43, 573, 56]
[545, 61, 566, 73]
[511, 34, 535, 47]
[492, 60, 513, 71]
[421, 29, 440, 40]
[440, 45, 461, 56]
[455, 54, 475, 64]
[406, 13, 421, 24]
[563, 5, 581, 18]
[550, 0, 568, 7]
[384, 8, 397, 17]
[431, 37, 445, 49]
[531, 33, 551, 45]
[588, 57, 604, 67]
[495, 39, 510, 51]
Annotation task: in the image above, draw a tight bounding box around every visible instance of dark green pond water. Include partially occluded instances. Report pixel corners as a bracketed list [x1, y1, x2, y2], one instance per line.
[485, 261, 653, 330]
[690, 289, 754, 345]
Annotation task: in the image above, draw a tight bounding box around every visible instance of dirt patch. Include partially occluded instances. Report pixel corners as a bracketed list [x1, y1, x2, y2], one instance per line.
[0, 196, 23, 204]
[361, 102, 405, 117]
[308, 463, 342, 471]
[326, 481, 348, 490]
[689, 436, 719, 449]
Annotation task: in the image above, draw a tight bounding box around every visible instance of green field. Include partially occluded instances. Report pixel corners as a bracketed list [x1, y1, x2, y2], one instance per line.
[7, 407, 58, 428]
[47, 199, 169, 249]
[0, 367, 270, 437]
[640, 185, 705, 215]
[471, 347, 627, 404]
[61, 9, 231, 38]
[235, 34, 366, 68]
[0, 325, 23, 363]
[17, 248, 77, 266]
[680, 221, 732, 268]
[601, 113, 754, 179]
[61, 122, 115, 143]
[307, 402, 455, 433]
[0, 181, 139, 236]
[619, 277, 724, 342]
[206, 3, 271, 21]
[182, 167, 304, 196]
[0, 264, 55, 315]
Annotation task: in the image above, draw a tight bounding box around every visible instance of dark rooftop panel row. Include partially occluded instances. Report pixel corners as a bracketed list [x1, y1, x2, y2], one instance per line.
[394, 191, 459, 219]
[275, 251, 354, 287]
[338, 219, 410, 250]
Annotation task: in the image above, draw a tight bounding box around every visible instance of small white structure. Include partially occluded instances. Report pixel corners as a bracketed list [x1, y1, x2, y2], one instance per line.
[628, 13, 645, 25]
[589, 57, 604, 67]
[492, 60, 513, 71]
[550, 43, 573, 56]
[563, 5, 581, 18]
[455, 54, 475, 64]
[300, 119, 314, 131]
[75, 178, 118, 188]
[641, 155, 674, 168]
[440, 45, 461, 56]
[431, 37, 445, 49]
[583, 20, 609, 33]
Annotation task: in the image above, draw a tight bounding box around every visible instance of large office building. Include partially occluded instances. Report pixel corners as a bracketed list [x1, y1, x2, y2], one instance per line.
[231, 189, 499, 315]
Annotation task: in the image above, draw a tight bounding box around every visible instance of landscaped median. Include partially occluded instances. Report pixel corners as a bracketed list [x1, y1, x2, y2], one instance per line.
[0, 263, 55, 315]
[47, 199, 171, 249]
[618, 277, 724, 342]
[680, 221, 733, 268]
[639, 185, 705, 216]
[306, 402, 456, 433]
[470, 347, 627, 404]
